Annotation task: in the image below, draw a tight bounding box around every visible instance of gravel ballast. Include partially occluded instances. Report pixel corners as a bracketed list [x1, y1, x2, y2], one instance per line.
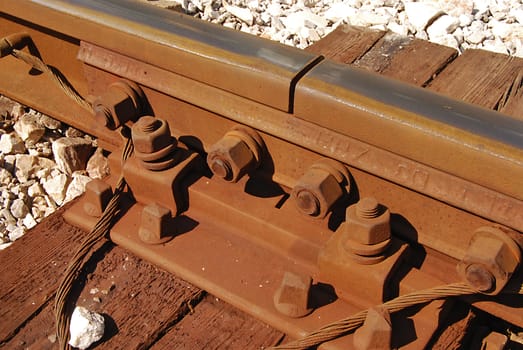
[0, 97, 110, 249]
[147, 0, 523, 55]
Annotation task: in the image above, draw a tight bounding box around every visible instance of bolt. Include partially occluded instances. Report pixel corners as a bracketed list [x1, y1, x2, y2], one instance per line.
[209, 157, 232, 180]
[295, 190, 320, 216]
[131, 116, 178, 170]
[291, 159, 350, 219]
[83, 179, 113, 217]
[356, 197, 380, 219]
[93, 104, 114, 129]
[273, 271, 313, 318]
[345, 197, 391, 246]
[457, 226, 521, 295]
[465, 263, 495, 292]
[353, 307, 392, 350]
[206, 127, 264, 183]
[343, 197, 391, 264]
[138, 203, 174, 244]
[136, 116, 162, 133]
[93, 81, 143, 130]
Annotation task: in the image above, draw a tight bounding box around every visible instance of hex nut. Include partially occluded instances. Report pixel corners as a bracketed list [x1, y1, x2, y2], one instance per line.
[132, 116, 176, 155]
[353, 307, 392, 350]
[94, 81, 143, 129]
[344, 201, 391, 245]
[83, 179, 113, 217]
[292, 168, 344, 219]
[207, 136, 255, 182]
[457, 227, 521, 294]
[138, 202, 174, 244]
[273, 272, 313, 318]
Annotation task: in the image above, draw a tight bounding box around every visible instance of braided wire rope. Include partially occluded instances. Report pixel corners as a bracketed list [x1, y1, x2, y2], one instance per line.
[54, 138, 133, 349]
[272, 282, 523, 350]
[1, 34, 93, 112]
[0, 33, 133, 349]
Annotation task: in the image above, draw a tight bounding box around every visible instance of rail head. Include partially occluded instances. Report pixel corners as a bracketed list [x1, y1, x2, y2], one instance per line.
[2, 0, 322, 111]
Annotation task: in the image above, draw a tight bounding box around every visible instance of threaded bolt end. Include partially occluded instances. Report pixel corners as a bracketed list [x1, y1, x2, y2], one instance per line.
[356, 197, 380, 219]
[465, 263, 495, 292]
[210, 157, 232, 180]
[296, 190, 320, 216]
[137, 116, 162, 133]
[94, 104, 114, 129]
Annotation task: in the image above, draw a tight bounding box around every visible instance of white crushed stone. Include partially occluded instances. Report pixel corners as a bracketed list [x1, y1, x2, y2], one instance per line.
[146, 0, 523, 55]
[0, 96, 110, 245]
[68, 306, 105, 350]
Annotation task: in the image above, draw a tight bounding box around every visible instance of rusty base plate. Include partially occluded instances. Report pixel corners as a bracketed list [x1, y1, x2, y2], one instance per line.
[65, 175, 448, 349]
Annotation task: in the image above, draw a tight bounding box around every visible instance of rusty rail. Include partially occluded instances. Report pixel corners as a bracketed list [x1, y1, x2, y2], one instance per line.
[1, 0, 522, 348]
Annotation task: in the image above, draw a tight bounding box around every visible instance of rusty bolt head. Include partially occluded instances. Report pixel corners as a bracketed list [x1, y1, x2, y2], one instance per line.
[207, 136, 255, 182]
[353, 307, 392, 350]
[138, 202, 174, 244]
[457, 227, 521, 294]
[132, 116, 176, 155]
[94, 81, 142, 130]
[464, 263, 495, 292]
[292, 168, 344, 219]
[209, 158, 232, 180]
[295, 190, 321, 216]
[344, 197, 390, 245]
[273, 272, 313, 318]
[83, 179, 113, 217]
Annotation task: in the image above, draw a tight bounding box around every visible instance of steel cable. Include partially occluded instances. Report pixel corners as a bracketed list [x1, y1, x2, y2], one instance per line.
[54, 138, 133, 350]
[0, 34, 132, 349]
[1, 34, 93, 112]
[272, 282, 523, 350]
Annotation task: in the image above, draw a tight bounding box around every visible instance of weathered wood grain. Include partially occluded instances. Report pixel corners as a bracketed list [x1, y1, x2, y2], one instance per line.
[428, 49, 523, 117]
[354, 31, 458, 86]
[150, 295, 284, 350]
[306, 25, 385, 64]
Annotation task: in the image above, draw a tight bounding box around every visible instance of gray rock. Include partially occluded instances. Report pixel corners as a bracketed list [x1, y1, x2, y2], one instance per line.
[28, 182, 45, 197]
[22, 213, 37, 229]
[223, 1, 254, 25]
[10, 198, 29, 219]
[64, 127, 84, 138]
[427, 15, 460, 39]
[14, 154, 38, 182]
[0, 167, 13, 185]
[8, 226, 25, 241]
[39, 114, 62, 130]
[0, 133, 26, 155]
[404, 1, 444, 30]
[42, 173, 70, 206]
[10, 103, 25, 119]
[68, 306, 105, 350]
[52, 137, 93, 175]
[64, 173, 93, 204]
[13, 114, 45, 145]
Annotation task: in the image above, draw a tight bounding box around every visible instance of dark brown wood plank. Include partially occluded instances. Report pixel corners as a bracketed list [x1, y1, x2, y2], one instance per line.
[354, 31, 458, 86]
[7, 301, 61, 350]
[306, 25, 385, 64]
[428, 49, 523, 117]
[493, 70, 523, 119]
[1, 208, 205, 349]
[151, 295, 284, 349]
[0, 204, 83, 343]
[74, 245, 204, 349]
